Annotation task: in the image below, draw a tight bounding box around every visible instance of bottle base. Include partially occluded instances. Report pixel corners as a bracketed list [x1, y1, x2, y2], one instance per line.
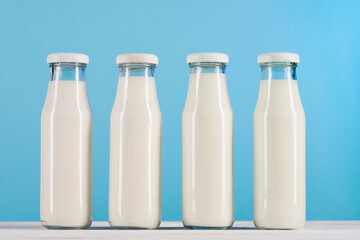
[109, 221, 160, 230]
[254, 221, 304, 230]
[185, 225, 231, 230]
[110, 226, 149, 230]
[255, 226, 303, 230]
[41, 220, 92, 229]
[183, 220, 233, 230]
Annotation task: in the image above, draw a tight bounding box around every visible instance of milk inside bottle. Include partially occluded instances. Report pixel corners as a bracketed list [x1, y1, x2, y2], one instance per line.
[182, 53, 234, 229]
[109, 53, 162, 229]
[253, 52, 306, 229]
[41, 53, 92, 229]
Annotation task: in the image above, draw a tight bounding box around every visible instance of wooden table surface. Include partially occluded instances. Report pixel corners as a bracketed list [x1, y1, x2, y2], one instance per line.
[0, 221, 359, 239]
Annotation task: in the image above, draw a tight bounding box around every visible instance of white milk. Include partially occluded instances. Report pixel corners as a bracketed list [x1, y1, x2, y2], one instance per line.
[253, 79, 305, 229]
[109, 76, 161, 229]
[41, 80, 92, 228]
[182, 73, 234, 228]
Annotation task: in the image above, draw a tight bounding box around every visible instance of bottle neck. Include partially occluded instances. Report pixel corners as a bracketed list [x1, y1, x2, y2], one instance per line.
[119, 63, 156, 77]
[260, 62, 297, 81]
[49, 63, 87, 81]
[189, 62, 226, 74]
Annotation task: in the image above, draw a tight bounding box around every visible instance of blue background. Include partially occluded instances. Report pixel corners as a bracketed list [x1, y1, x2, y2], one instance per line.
[0, 0, 359, 221]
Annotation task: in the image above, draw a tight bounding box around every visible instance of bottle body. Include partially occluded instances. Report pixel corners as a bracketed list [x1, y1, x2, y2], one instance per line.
[41, 62, 92, 229]
[253, 61, 305, 229]
[182, 62, 234, 229]
[109, 62, 161, 229]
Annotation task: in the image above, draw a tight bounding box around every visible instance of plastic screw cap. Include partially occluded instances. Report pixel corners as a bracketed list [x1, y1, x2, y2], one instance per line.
[187, 52, 229, 64]
[47, 53, 89, 64]
[257, 52, 300, 64]
[116, 53, 158, 65]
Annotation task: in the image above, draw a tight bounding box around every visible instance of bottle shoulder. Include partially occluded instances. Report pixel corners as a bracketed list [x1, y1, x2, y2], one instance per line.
[183, 99, 233, 114]
[253, 105, 305, 122]
[183, 106, 233, 119]
[41, 107, 92, 118]
[111, 104, 161, 118]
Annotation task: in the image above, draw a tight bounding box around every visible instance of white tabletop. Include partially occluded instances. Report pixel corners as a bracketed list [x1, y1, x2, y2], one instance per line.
[0, 221, 359, 239]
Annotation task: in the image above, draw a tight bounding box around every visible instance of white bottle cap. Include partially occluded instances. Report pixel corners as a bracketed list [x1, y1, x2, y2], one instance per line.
[257, 52, 300, 64]
[116, 53, 158, 65]
[47, 53, 89, 64]
[187, 52, 229, 64]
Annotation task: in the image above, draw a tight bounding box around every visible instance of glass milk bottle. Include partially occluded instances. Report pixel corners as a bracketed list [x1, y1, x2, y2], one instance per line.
[182, 53, 234, 229]
[109, 54, 161, 229]
[253, 53, 306, 229]
[41, 53, 92, 229]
